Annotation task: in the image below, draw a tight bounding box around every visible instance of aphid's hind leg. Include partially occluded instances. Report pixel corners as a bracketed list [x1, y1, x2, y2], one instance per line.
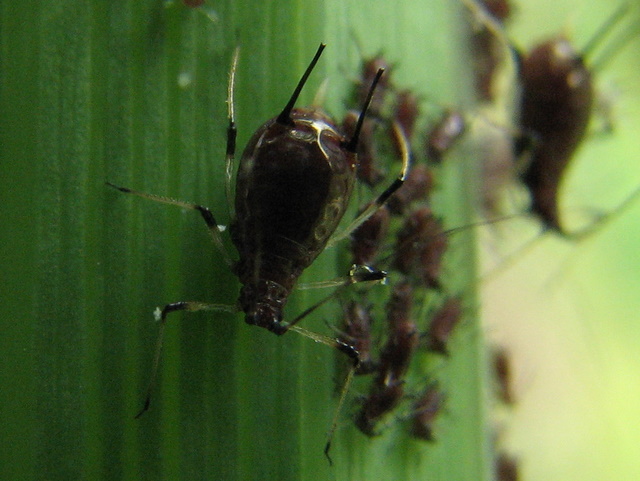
[282, 322, 360, 466]
[106, 183, 234, 268]
[135, 300, 238, 418]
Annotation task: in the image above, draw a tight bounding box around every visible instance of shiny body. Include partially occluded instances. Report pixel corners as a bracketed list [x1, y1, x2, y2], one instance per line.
[518, 39, 593, 232]
[231, 108, 356, 333]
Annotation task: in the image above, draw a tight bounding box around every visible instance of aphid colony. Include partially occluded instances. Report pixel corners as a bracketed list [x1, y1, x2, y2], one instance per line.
[107, 0, 638, 467]
[334, 52, 472, 443]
[109, 41, 467, 453]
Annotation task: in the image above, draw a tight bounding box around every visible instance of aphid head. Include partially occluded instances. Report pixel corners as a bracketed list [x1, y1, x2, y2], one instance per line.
[520, 38, 591, 104]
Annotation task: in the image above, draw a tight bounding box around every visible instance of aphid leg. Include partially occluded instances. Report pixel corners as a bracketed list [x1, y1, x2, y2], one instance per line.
[285, 324, 361, 465]
[323, 359, 358, 465]
[581, 4, 631, 65]
[328, 120, 411, 246]
[567, 182, 640, 241]
[106, 183, 234, 268]
[297, 264, 387, 290]
[225, 47, 239, 218]
[135, 301, 237, 418]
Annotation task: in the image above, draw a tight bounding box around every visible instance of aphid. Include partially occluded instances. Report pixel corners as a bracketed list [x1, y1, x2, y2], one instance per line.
[350, 203, 391, 266]
[342, 111, 385, 186]
[492, 347, 515, 405]
[108, 44, 410, 425]
[480, 0, 512, 21]
[355, 281, 419, 436]
[410, 383, 445, 442]
[392, 207, 448, 289]
[425, 109, 467, 163]
[342, 52, 400, 187]
[182, 0, 205, 6]
[338, 301, 378, 375]
[393, 89, 421, 141]
[354, 380, 405, 437]
[516, 5, 636, 235]
[424, 297, 462, 355]
[467, 0, 513, 101]
[355, 54, 393, 118]
[496, 452, 520, 481]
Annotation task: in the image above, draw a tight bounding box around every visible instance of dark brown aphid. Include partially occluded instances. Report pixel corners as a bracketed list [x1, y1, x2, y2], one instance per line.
[183, 0, 205, 6]
[350, 204, 391, 266]
[517, 38, 594, 233]
[392, 207, 448, 289]
[481, 0, 512, 21]
[108, 44, 411, 429]
[393, 89, 421, 140]
[354, 381, 405, 437]
[338, 301, 377, 375]
[425, 109, 466, 163]
[410, 384, 445, 441]
[355, 54, 393, 118]
[496, 452, 520, 481]
[517, 6, 635, 234]
[355, 281, 419, 436]
[343, 111, 386, 186]
[424, 297, 462, 355]
[492, 347, 515, 405]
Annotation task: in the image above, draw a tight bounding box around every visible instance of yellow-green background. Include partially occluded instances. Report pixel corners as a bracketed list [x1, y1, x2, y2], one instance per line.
[483, 1, 640, 480]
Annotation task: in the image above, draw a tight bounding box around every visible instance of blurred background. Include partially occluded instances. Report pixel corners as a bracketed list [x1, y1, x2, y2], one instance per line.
[481, 0, 640, 480]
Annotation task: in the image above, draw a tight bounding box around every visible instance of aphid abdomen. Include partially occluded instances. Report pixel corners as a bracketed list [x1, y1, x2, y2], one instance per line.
[519, 39, 594, 231]
[232, 108, 356, 331]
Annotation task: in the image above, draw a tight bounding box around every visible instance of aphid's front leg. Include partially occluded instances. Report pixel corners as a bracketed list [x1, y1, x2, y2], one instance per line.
[106, 183, 233, 267]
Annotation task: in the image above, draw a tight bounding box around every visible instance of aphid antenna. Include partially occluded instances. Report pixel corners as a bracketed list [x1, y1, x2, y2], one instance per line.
[566, 181, 640, 240]
[276, 43, 326, 125]
[328, 120, 410, 247]
[344, 30, 396, 87]
[479, 225, 551, 284]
